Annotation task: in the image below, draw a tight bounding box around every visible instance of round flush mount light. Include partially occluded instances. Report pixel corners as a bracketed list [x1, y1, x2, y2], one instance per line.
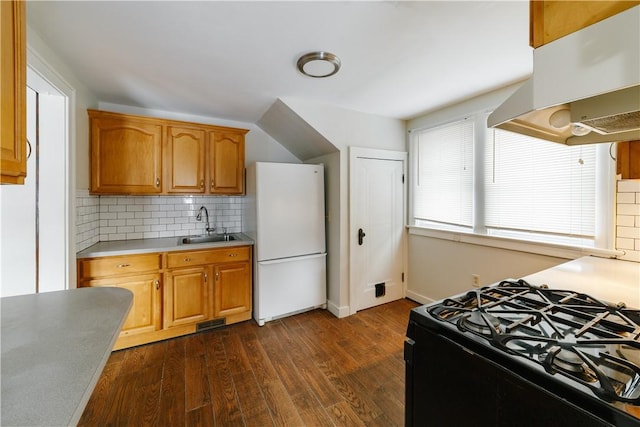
[297, 51, 341, 78]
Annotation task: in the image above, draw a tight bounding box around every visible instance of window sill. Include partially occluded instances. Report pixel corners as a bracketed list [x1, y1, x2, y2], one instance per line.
[407, 225, 623, 260]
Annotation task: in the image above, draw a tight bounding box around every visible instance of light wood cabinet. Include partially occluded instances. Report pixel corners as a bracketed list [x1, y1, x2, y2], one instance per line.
[0, 0, 27, 185]
[214, 261, 251, 318]
[617, 140, 640, 179]
[89, 111, 163, 194]
[164, 266, 211, 328]
[77, 244, 252, 349]
[166, 126, 206, 193]
[88, 109, 248, 195]
[77, 254, 163, 338]
[530, 1, 639, 48]
[209, 131, 245, 194]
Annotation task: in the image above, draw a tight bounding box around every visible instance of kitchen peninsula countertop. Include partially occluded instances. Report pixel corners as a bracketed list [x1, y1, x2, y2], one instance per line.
[76, 233, 254, 258]
[1, 287, 132, 426]
[522, 256, 640, 308]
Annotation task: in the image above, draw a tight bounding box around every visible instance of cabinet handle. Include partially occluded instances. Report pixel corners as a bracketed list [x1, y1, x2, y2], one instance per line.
[204, 273, 208, 283]
[116, 263, 131, 268]
[184, 257, 192, 262]
[155, 178, 160, 187]
[228, 253, 237, 257]
[215, 271, 219, 280]
[200, 179, 204, 188]
[155, 280, 160, 290]
[210, 179, 214, 188]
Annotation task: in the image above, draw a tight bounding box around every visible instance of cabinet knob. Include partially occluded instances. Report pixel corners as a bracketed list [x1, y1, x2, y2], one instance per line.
[215, 271, 219, 280]
[204, 273, 208, 283]
[228, 253, 237, 257]
[155, 178, 160, 187]
[210, 180, 214, 188]
[184, 257, 192, 262]
[116, 263, 131, 268]
[155, 280, 160, 290]
[200, 179, 204, 188]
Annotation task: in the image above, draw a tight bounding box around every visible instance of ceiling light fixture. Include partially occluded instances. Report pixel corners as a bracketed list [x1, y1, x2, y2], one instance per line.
[296, 51, 341, 78]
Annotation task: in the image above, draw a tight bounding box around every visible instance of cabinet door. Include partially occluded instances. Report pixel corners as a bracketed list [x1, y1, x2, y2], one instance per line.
[90, 114, 163, 194]
[166, 126, 206, 193]
[213, 261, 251, 318]
[81, 273, 162, 336]
[209, 131, 245, 194]
[165, 266, 211, 328]
[0, 0, 26, 184]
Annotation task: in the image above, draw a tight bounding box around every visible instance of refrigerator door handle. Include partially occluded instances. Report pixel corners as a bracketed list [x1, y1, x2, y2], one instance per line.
[259, 253, 326, 265]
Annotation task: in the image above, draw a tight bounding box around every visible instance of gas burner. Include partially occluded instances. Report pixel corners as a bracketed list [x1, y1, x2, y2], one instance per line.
[459, 311, 501, 336]
[546, 346, 598, 383]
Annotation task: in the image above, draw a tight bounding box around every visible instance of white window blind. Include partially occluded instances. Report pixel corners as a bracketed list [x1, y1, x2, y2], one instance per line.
[414, 120, 474, 227]
[484, 129, 596, 239]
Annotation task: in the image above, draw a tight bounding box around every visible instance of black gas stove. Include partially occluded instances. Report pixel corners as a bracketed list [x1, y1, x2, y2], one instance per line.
[405, 279, 640, 427]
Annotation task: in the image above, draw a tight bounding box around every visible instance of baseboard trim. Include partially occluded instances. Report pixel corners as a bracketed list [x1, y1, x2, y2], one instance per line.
[326, 300, 350, 318]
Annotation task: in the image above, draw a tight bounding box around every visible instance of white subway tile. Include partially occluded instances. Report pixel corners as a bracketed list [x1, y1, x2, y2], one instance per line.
[618, 204, 640, 216]
[617, 215, 635, 227]
[616, 237, 636, 250]
[617, 226, 640, 239]
[618, 180, 640, 193]
[617, 192, 636, 204]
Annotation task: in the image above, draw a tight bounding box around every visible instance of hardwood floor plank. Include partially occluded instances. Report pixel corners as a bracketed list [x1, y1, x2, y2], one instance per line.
[158, 337, 186, 427]
[207, 363, 244, 426]
[81, 299, 420, 427]
[185, 354, 211, 411]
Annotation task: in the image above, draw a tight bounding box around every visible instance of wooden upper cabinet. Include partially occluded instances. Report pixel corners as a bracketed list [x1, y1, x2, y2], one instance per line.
[0, 0, 27, 185]
[166, 126, 206, 193]
[89, 110, 163, 194]
[530, 1, 639, 48]
[617, 140, 640, 179]
[209, 131, 245, 195]
[88, 109, 247, 195]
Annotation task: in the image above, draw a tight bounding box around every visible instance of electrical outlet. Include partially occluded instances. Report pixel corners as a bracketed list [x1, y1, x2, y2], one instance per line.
[472, 274, 480, 287]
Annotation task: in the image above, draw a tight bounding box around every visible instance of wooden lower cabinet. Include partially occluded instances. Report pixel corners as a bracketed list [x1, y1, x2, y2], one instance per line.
[164, 266, 211, 328]
[82, 273, 162, 336]
[214, 262, 251, 318]
[77, 245, 252, 350]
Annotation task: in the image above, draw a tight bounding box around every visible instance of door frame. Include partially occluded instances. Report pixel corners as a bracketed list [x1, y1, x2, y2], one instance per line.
[349, 147, 407, 315]
[27, 45, 76, 289]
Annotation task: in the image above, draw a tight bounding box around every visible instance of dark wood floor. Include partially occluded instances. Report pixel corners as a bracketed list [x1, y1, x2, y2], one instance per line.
[79, 298, 419, 427]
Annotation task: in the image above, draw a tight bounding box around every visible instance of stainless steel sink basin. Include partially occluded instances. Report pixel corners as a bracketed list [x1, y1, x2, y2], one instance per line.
[180, 234, 236, 244]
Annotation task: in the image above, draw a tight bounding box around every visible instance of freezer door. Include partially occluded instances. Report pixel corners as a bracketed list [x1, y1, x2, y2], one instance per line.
[254, 253, 326, 325]
[255, 162, 325, 261]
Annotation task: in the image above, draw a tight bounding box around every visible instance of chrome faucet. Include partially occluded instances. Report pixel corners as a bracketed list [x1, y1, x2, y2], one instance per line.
[196, 206, 215, 235]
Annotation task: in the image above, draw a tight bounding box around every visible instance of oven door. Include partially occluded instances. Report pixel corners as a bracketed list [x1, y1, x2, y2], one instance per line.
[404, 319, 612, 427]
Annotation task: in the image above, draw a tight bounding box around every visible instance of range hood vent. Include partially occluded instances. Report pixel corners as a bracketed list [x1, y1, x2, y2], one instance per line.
[488, 6, 640, 146]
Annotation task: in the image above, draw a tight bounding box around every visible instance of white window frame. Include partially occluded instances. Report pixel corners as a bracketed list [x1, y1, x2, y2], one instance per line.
[408, 111, 619, 259]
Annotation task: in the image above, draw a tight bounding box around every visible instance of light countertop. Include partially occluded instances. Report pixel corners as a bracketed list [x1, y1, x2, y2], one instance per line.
[76, 233, 254, 258]
[522, 256, 640, 308]
[1, 287, 132, 426]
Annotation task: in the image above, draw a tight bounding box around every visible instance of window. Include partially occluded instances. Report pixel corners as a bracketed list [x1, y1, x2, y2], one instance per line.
[410, 114, 606, 249]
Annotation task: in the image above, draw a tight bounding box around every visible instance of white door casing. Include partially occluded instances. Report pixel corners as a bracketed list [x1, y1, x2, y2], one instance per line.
[349, 147, 406, 314]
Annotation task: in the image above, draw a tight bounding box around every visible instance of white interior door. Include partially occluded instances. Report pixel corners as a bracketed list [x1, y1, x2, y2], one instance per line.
[350, 148, 406, 313]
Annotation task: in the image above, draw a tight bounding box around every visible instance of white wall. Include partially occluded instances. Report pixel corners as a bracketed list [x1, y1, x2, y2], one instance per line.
[405, 83, 571, 303]
[283, 98, 406, 315]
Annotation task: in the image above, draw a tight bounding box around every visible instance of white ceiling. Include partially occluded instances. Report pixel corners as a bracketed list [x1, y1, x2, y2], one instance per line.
[26, 1, 532, 124]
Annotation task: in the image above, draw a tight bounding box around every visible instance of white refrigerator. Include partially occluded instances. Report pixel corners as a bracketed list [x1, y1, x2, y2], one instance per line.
[244, 162, 327, 326]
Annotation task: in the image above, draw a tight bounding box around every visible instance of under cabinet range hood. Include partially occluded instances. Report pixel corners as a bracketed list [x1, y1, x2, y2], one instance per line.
[488, 6, 640, 146]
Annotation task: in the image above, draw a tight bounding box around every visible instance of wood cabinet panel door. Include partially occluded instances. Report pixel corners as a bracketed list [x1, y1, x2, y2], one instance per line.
[214, 262, 251, 318]
[90, 115, 163, 194]
[209, 131, 245, 194]
[166, 126, 206, 193]
[0, 0, 26, 184]
[81, 273, 162, 336]
[165, 267, 211, 328]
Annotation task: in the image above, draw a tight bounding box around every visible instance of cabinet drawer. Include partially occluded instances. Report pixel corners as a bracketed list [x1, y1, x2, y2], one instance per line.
[78, 253, 162, 279]
[167, 246, 250, 268]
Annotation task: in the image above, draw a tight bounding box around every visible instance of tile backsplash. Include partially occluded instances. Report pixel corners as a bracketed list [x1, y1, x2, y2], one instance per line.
[616, 180, 640, 263]
[76, 190, 243, 252]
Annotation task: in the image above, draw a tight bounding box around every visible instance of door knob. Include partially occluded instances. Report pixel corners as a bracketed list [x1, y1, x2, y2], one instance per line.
[358, 228, 366, 246]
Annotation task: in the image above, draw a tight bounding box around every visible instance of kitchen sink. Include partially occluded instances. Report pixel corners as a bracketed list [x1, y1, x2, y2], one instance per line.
[180, 234, 236, 244]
